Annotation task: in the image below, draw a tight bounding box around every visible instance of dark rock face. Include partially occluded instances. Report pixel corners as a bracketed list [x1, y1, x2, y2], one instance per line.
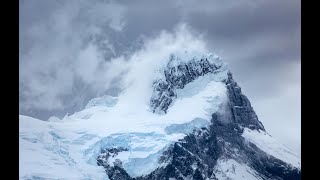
[225, 72, 265, 131]
[97, 147, 129, 168]
[150, 55, 223, 113]
[138, 126, 221, 180]
[97, 57, 300, 179]
[97, 147, 131, 179]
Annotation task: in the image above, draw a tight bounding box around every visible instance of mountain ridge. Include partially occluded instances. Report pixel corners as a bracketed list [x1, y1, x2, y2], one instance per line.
[19, 52, 300, 180]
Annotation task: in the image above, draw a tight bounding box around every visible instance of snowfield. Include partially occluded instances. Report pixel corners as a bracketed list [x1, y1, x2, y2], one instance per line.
[214, 158, 262, 180]
[242, 128, 301, 169]
[19, 115, 109, 179]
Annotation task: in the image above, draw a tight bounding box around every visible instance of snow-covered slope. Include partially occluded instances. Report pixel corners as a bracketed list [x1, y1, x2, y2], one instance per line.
[213, 158, 262, 180]
[19, 52, 300, 180]
[242, 128, 301, 169]
[19, 115, 108, 179]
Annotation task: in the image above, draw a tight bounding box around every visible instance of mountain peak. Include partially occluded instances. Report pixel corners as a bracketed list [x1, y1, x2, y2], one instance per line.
[151, 52, 228, 114]
[19, 51, 300, 180]
[166, 52, 223, 68]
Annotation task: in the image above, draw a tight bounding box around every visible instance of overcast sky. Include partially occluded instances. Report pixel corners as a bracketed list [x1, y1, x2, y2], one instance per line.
[19, 0, 301, 154]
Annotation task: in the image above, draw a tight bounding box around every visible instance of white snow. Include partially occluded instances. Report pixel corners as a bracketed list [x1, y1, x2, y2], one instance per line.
[19, 58, 229, 179]
[19, 115, 109, 180]
[214, 158, 262, 180]
[242, 128, 301, 169]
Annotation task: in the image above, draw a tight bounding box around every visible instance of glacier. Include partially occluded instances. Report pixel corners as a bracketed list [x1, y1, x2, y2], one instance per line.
[19, 51, 300, 180]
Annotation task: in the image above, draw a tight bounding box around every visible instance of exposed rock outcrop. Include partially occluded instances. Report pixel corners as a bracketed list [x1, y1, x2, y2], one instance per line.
[150, 54, 224, 113]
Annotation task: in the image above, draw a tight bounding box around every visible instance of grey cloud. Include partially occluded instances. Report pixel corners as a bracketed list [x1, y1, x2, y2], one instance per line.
[19, 0, 128, 118]
[185, 0, 300, 39]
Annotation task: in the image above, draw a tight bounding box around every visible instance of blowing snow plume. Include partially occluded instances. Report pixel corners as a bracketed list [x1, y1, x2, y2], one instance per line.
[20, 14, 210, 120]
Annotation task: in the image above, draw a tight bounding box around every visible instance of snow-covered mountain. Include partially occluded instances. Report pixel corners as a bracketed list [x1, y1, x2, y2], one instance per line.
[19, 51, 301, 180]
